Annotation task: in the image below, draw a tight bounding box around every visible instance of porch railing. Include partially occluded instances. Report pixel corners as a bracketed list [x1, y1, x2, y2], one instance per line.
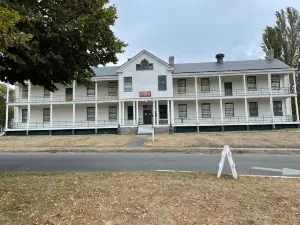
[9, 95, 118, 103]
[8, 120, 119, 129]
[173, 115, 294, 125]
[173, 87, 294, 98]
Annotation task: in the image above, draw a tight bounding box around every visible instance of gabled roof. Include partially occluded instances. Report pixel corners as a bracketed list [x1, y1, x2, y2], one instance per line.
[116, 50, 173, 72]
[173, 59, 291, 74]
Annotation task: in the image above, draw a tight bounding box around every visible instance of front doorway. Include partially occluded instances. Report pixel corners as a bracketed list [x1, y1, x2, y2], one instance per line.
[143, 110, 152, 125]
[224, 82, 233, 96]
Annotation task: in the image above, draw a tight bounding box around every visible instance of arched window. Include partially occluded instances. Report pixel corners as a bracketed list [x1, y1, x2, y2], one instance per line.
[136, 59, 153, 70]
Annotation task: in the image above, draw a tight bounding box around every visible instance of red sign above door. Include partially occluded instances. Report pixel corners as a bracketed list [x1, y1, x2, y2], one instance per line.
[139, 91, 151, 97]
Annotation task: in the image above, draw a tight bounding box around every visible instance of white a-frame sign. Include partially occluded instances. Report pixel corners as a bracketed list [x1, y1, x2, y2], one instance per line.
[217, 145, 237, 179]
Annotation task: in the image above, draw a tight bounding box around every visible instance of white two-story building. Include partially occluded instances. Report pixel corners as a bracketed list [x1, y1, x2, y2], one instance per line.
[4, 50, 299, 135]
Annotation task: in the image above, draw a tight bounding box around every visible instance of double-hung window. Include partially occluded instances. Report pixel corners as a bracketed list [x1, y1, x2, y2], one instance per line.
[201, 103, 211, 118]
[271, 75, 280, 90]
[87, 107, 95, 121]
[177, 79, 186, 94]
[247, 76, 257, 91]
[22, 109, 28, 123]
[249, 102, 258, 117]
[87, 84, 95, 97]
[124, 77, 132, 92]
[273, 101, 283, 116]
[22, 85, 28, 99]
[44, 88, 50, 98]
[127, 106, 133, 120]
[201, 78, 210, 92]
[178, 104, 187, 118]
[109, 106, 117, 120]
[225, 103, 234, 117]
[159, 105, 168, 119]
[158, 75, 167, 91]
[108, 82, 117, 96]
[43, 108, 50, 122]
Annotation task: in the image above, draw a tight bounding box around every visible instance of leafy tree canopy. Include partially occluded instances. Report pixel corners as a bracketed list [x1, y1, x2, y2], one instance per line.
[261, 7, 300, 118]
[0, 4, 32, 70]
[0, 0, 127, 91]
[261, 7, 300, 76]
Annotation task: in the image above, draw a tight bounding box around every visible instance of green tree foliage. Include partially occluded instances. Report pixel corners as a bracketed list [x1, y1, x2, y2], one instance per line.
[0, 4, 32, 70]
[0, 83, 14, 129]
[0, 0, 127, 91]
[262, 7, 300, 78]
[261, 7, 300, 118]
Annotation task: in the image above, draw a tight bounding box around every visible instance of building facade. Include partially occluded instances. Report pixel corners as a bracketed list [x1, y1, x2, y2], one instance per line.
[4, 50, 300, 135]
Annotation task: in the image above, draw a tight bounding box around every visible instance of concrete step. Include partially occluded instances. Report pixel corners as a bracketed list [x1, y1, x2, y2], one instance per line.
[137, 125, 153, 135]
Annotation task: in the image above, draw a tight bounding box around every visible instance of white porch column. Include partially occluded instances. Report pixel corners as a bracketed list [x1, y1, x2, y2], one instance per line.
[243, 74, 248, 123]
[72, 80, 76, 101]
[118, 101, 122, 125]
[220, 99, 223, 123]
[27, 81, 31, 135]
[136, 101, 139, 125]
[167, 100, 170, 125]
[244, 99, 248, 123]
[268, 72, 275, 123]
[50, 104, 53, 128]
[95, 103, 98, 127]
[50, 91, 53, 102]
[122, 101, 125, 125]
[295, 98, 299, 121]
[95, 82, 98, 101]
[152, 100, 156, 125]
[133, 101, 136, 125]
[5, 83, 9, 130]
[293, 71, 299, 121]
[218, 76, 222, 96]
[156, 100, 159, 125]
[171, 100, 175, 125]
[243, 74, 247, 95]
[72, 103, 75, 127]
[195, 77, 199, 124]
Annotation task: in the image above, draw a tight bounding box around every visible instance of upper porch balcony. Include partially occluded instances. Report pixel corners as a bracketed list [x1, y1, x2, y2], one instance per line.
[10, 94, 119, 104]
[173, 73, 296, 99]
[9, 81, 119, 104]
[173, 87, 294, 99]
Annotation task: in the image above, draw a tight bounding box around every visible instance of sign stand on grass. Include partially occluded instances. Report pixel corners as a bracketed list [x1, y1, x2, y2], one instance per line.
[217, 145, 237, 179]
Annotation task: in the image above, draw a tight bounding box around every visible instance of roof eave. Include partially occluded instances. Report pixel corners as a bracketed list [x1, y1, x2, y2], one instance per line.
[172, 68, 295, 77]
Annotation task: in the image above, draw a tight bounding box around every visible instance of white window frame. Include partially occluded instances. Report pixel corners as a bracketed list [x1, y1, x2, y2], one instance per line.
[124, 77, 132, 92]
[87, 107, 95, 121]
[178, 104, 187, 118]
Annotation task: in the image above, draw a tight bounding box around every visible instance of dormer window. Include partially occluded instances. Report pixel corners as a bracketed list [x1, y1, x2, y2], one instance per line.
[136, 59, 153, 70]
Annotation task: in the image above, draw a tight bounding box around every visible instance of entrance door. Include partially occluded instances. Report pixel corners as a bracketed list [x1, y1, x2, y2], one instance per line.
[224, 82, 233, 96]
[143, 110, 152, 125]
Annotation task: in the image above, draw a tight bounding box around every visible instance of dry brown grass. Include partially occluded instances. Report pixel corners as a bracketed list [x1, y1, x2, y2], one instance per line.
[0, 172, 299, 225]
[145, 129, 300, 148]
[0, 134, 133, 148]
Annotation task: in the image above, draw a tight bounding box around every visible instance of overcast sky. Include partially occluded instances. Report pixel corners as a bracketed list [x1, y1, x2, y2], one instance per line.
[109, 0, 300, 65]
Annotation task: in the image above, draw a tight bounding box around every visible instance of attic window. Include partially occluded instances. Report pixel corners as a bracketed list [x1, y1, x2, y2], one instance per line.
[136, 59, 153, 70]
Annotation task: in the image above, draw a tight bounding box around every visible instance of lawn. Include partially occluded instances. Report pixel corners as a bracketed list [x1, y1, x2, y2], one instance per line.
[145, 129, 300, 148]
[0, 172, 299, 224]
[0, 134, 133, 150]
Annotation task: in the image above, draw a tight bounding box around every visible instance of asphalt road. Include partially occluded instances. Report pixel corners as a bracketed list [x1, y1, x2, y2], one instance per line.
[0, 152, 300, 177]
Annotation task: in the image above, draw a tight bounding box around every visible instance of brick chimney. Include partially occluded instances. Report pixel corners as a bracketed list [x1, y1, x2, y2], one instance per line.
[216, 53, 225, 63]
[169, 56, 175, 67]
